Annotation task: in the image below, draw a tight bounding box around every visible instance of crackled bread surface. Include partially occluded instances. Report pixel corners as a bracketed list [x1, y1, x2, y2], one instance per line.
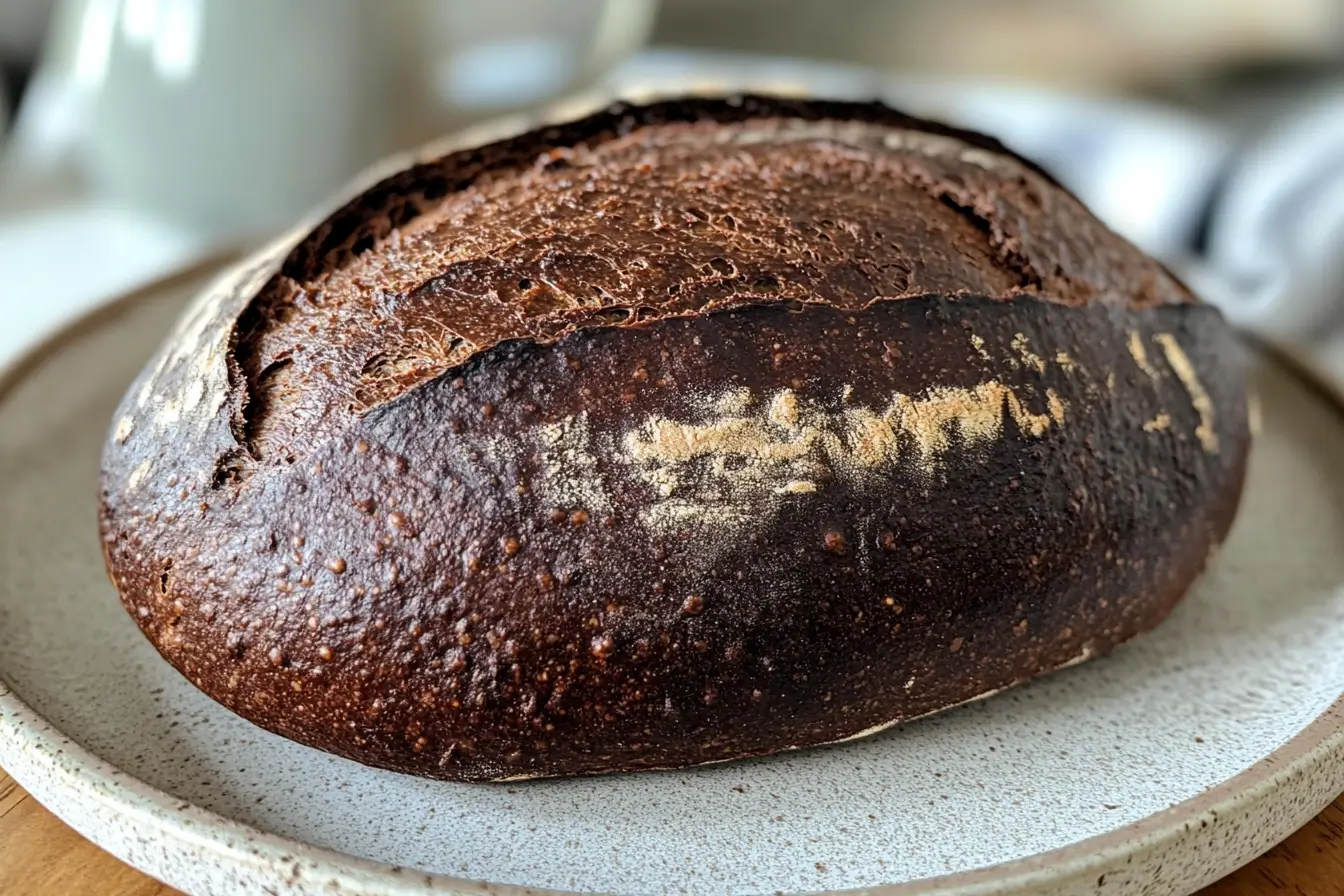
[101, 97, 1249, 781]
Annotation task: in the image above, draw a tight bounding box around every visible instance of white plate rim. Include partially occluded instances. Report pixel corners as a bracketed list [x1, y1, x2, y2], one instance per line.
[0, 260, 1342, 896]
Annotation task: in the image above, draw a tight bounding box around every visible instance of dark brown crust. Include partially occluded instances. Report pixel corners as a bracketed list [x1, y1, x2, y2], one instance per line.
[99, 97, 1249, 782]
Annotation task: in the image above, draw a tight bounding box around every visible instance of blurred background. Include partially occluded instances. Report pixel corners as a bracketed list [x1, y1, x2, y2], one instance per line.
[2, 0, 1344, 358]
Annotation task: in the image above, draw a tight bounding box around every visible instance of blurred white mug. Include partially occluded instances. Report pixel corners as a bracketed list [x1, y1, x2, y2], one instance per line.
[83, 0, 388, 240]
[15, 0, 654, 240]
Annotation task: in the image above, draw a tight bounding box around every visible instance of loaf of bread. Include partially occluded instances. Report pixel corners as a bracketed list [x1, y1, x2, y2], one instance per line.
[100, 96, 1249, 782]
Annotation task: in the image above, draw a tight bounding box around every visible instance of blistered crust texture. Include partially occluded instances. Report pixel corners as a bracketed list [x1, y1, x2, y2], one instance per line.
[100, 97, 1248, 781]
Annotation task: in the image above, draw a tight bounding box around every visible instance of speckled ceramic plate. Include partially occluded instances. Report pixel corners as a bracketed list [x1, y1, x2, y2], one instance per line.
[1, 263, 1342, 896]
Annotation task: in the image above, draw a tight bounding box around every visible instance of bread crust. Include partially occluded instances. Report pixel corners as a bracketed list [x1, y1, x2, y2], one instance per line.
[100, 97, 1249, 781]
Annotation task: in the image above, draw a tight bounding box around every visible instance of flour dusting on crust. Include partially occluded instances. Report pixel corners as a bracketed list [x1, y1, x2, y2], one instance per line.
[1011, 333, 1047, 373]
[529, 412, 611, 514]
[1154, 333, 1219, 453]
[1128, 330, 1160, 380]
[622, 382, 1066, 537]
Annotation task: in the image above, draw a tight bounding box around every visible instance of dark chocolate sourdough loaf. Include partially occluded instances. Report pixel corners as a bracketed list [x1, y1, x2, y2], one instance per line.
[100, 96, 1249, 782]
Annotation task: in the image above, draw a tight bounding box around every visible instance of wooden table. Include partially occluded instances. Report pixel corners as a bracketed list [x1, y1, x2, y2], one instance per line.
[1, 767, 1340, 895]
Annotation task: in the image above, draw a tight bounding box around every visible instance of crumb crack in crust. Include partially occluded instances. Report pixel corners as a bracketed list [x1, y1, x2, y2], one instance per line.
[217, 97, 1190, 466]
